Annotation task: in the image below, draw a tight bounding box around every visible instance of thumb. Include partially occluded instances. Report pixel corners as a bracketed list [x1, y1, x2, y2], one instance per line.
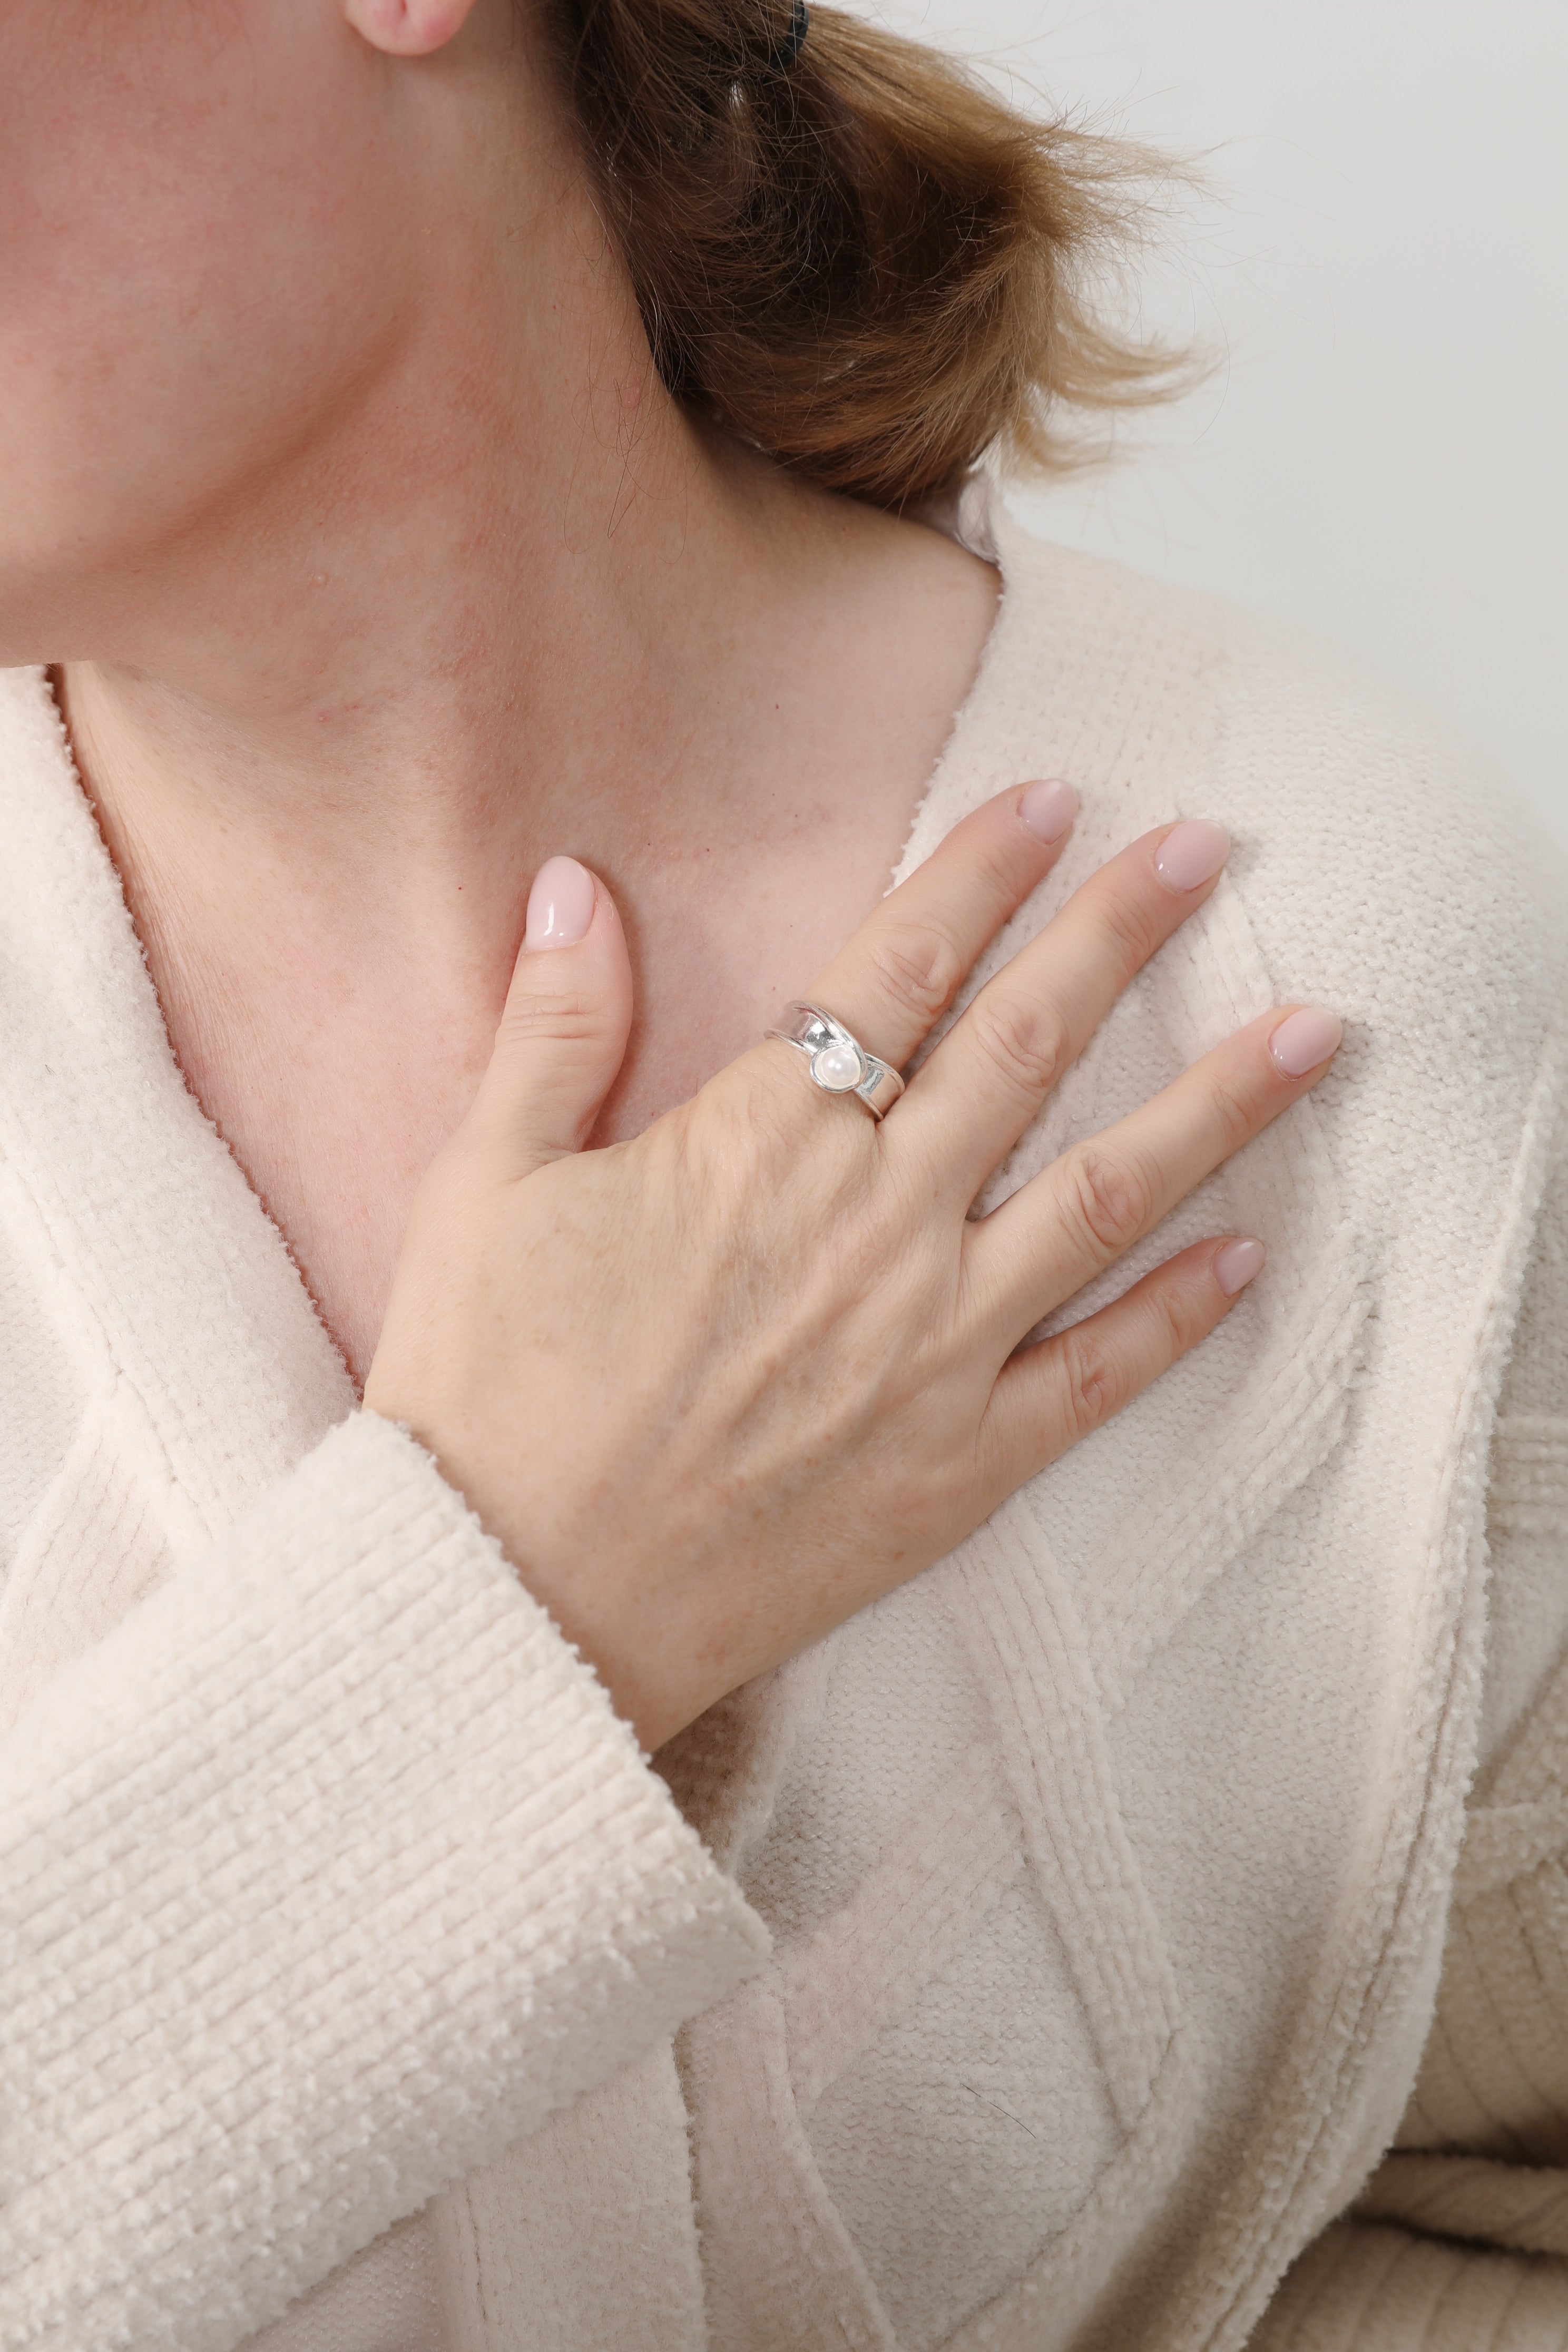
[467, 856, 634, 1174]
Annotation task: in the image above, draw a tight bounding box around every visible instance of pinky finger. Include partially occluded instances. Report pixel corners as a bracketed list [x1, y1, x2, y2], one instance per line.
[982, 1234, 1265, 1486]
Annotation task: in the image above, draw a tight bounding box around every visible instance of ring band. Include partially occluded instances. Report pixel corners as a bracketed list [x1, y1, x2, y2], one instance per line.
[766, 1003, 906, 1119]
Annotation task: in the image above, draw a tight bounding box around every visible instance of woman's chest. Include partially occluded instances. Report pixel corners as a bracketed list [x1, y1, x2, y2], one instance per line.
[144, 832, 893, 1386]
[158, 1018, 472, 1392]
[149, 930, 810, 1390]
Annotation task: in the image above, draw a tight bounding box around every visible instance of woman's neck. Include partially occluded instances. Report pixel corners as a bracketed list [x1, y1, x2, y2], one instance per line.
[58, 292, 992, 989]
[44, 26, 999, 1000]
[50, 368, 1000, 1380]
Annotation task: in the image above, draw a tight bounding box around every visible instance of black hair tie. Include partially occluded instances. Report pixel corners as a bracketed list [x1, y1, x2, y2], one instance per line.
[768, 0, 810, 71]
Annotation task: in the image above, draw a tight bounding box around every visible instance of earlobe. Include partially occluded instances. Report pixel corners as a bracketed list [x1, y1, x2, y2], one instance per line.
[342, 0, 480, 57]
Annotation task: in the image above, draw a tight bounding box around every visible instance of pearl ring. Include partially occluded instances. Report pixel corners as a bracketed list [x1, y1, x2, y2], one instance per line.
[766, 1003, 906, 1120]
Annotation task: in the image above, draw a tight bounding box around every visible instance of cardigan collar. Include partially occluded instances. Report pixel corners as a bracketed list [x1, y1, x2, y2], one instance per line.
[0, 663, 357, 1562]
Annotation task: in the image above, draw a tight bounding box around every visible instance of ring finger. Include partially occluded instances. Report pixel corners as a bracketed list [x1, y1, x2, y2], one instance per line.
[891, 819, 1233, 1201]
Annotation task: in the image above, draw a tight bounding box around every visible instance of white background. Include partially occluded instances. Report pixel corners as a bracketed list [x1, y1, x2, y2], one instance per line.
[845, 0, 1568, 843]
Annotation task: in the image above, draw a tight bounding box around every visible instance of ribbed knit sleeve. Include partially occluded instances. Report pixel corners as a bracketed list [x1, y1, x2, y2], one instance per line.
[0, 1408, 769, 2352]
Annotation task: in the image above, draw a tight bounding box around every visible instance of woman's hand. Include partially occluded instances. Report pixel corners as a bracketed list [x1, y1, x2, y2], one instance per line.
[364, 790, 1341, 1752]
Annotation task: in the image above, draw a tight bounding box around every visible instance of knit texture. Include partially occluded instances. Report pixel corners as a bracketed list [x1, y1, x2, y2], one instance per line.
[0, 1409, 767, 2350]
[2, 491, 1566, 2351]
[1249, 2220, 1568, 2349]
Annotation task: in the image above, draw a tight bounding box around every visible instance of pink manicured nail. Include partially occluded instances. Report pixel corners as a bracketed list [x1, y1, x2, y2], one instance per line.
[524, 855, 595, 948]
[1019, 779, 1078, 842]
[1269, 1006, 1344, 1077]
[1214, 1237, 1266, 1295]
[1155, 820, 1230, 894]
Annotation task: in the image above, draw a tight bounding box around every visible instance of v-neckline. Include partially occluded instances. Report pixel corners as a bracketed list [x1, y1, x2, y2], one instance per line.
[0, 487, 1019, 1542]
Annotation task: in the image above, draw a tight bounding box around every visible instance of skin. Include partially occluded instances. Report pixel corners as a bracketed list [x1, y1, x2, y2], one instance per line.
[3, 0, 1341, 1747]
[10, 0, 999, 1383]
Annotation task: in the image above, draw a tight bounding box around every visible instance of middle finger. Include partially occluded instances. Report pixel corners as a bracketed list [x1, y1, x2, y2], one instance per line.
[889, 819, 1232, 1201]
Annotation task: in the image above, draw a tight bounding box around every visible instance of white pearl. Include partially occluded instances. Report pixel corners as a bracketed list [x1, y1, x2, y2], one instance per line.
[811, 1041, 865, 1093]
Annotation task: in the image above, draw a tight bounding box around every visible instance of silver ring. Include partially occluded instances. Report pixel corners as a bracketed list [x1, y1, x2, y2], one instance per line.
[766, 1003, 906, 1119]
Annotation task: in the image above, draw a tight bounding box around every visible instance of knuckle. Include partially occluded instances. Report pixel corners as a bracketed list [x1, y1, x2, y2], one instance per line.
[1206, 1065, 1259, 1155]
[713, 1057, 873, 1204]
[703, 1065, 799, 1189]
[729, 1055, 797, 1143]
[496, 986, 608, 1052]
[866, 918, 968, 1026]
[1147, 1275, 1205, 1363]
[1091, 883, 1163, 973]
[969, 831, 1035, 908]
[1055, 1326, 1120, 1439]
[1062, 1142, 1158, 1259]
[968, 993, 1073, 1101]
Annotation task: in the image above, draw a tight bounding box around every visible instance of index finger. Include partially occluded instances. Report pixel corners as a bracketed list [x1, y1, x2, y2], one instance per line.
[793, 780, 1079, 1074]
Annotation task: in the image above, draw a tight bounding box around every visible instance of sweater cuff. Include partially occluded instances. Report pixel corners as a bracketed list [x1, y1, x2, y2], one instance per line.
[0, 1408, 769, 2352]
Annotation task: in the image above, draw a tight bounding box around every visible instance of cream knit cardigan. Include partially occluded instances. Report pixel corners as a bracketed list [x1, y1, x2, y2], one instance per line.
[2, 499, 1567, 2352]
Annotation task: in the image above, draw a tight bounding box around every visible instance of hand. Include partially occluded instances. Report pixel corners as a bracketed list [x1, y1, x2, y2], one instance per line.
[364, 792, 1341, 1752]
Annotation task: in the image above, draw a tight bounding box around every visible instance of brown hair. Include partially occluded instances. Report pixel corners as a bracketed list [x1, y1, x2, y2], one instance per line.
[551, 0, 1189, 508]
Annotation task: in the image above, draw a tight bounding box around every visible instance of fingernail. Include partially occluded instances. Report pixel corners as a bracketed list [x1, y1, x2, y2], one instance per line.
[1155, 820, 1230, 894]
[1214, 1237, 1266, 1295]
[524, 855, 595, 949]
[1019, 779, 1078, 842]
[1269, 1006, 1344, 1077]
